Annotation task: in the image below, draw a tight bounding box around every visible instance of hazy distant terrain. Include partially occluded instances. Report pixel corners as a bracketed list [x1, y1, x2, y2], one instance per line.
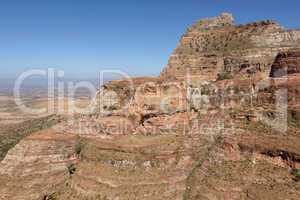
[0, 77, 97, 162]
[0, 77, 99, 125]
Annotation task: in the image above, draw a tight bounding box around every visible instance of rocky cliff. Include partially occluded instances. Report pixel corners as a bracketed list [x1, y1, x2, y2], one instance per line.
[270, 51, 300, 77]
[1, 13, 300, 200]
[161, 13, 300, 82]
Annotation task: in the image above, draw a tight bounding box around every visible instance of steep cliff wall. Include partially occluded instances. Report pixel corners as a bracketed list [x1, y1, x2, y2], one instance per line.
[270, 51, 300, 77]
[160, 13, 300, 81]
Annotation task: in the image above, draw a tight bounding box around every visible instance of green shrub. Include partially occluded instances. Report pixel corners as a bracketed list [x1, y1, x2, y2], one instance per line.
[67, 164, 76, 175]
[197, 112, 202, 120]
[291, 168, 300, 182]
[43, 193, 58, 200]
[75, 139, 83, 155]
[108, 105, 118, 110]
[217, 71, 233, 80]
[201, 86, 210, 95]
[288, 110, 300, 128]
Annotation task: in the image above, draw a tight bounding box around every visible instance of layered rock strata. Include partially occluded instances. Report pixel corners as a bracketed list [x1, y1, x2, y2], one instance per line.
[1, 13, 300, 200]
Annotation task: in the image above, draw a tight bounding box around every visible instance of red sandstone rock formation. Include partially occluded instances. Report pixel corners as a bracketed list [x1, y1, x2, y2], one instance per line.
[1, 13, 300, 200]
[161, 14, 300, 81]
[270, 51, 300, 77]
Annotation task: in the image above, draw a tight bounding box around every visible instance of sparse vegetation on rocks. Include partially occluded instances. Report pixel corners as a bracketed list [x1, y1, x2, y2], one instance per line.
[217, 71, 234, 80]
[291, 168, 300, 182]
[1, 13, 300, 200]
[0, 115, 62, 161]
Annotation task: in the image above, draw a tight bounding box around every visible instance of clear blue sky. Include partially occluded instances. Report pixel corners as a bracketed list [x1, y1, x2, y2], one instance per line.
[1, 0, 300, 79]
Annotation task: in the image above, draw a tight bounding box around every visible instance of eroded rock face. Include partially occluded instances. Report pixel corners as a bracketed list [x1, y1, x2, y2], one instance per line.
[160, 14, 300, 81]
[1, 13, 300, 200]
[0, 130, 77, 200]
[270, 51, 300, 77]
[59, 14, 300, 199]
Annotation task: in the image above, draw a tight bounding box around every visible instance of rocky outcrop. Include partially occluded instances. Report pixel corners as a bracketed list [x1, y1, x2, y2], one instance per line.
[270, 51, 300, 77]
[161, 13, 300, 81]
[0, 129, 78, 200]
[0, 115, 62, 161]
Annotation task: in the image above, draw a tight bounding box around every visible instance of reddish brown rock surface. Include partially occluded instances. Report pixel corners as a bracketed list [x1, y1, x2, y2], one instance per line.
[1, 13, 300, 200]
[160, 14, 300, 81]
[270, 51, 300, 77]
